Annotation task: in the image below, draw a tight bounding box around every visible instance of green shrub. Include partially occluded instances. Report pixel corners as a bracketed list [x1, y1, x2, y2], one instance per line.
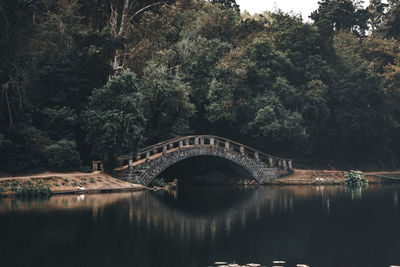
[45, 139, 81, 171]
[38, 186, 52, 197]
[81, 166, 92, 173]
[150, 178, 166, 187]
[13, 180, 21, 186]
[10, 186, 18, 192]
[63, 178, 69, 183]
[80, 181, 87, 186]
[17, 186, 33, 197]
[0, 127, 47, 174]
[54, 183, 60, 187]
[345, 170, 368, 186]
[17, 186, 52, 198]
[72, 182, 78, 186]
[37, 179, 44, 185]
[89, 178, 95, 183]
[26, 180, 33, 186]
[4, 182, 10, 187]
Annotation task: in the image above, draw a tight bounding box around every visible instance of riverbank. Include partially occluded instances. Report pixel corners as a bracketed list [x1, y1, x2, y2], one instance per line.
[0, 171, 147, 197]
[1, 169, 400, 198]
[266, 169, 400, 185]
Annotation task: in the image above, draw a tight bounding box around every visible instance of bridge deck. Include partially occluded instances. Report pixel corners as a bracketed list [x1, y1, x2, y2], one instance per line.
[115, 146, 184, 171]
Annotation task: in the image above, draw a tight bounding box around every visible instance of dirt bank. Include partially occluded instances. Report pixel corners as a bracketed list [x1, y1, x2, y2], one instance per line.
[0, 171, 146, 197]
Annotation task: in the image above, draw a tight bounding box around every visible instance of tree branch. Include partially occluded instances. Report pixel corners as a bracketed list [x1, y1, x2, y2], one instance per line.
[129, 8, 177, 60]
[5, 86, 13, 128]
[110, 3, 118, 37]
[1, 5, 9, 30]
[128, 2, 165, 22]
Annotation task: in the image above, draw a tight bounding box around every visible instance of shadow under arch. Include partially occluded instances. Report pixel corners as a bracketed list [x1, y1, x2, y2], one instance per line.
[156, 155, 255, 185]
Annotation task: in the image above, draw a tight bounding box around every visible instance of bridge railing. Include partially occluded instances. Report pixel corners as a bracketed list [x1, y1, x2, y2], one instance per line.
[118, 135, 293, 171]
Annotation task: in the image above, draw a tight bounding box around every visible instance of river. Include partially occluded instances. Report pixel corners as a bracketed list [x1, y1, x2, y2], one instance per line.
[0, 185, 399, 267]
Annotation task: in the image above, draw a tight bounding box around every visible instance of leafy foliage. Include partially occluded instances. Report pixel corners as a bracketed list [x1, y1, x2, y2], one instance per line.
[150, 178, 167, 187]
[140, 61, 195, 143]
[0, 125, 49, 174]
[17, 186, 53, 198]
[210, 0, 239, 10]
[1, 0, 400, 174]
[84, 71, 146, 168]
[45, 139, 81, 171]
[345, 170, 369, 186]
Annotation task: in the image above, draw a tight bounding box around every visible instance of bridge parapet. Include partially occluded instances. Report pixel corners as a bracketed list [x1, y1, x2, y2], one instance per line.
[116, 135, 293, 185]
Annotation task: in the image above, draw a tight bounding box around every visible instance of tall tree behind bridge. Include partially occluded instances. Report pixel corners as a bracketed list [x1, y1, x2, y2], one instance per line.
[310, 0, 370, 54]
[106, 0, 176, 75]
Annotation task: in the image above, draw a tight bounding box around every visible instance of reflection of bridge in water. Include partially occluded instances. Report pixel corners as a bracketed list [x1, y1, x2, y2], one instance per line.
[126, 188, 273, 239]
[123, 186, 341, 240]
[0, 185, 351, 241]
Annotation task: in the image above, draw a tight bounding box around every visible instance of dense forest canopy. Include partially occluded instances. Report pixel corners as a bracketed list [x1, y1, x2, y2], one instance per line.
[1, 0, 400, 173]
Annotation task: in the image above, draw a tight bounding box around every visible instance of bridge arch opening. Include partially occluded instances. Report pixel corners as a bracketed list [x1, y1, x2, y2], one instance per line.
[156, 155, 257, 185]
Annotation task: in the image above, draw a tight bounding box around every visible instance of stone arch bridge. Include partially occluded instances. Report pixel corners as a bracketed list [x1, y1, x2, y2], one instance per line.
[116, 135, 293, 185]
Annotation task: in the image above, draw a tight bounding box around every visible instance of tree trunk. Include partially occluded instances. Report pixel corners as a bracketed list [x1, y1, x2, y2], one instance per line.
[109, 0, 165, 77]
[119, 0, 130, 36]
[110, 0, 130, 76]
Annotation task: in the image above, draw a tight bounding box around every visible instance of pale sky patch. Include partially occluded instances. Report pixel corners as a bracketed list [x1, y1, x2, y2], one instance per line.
[236, 0, 369, 20]
[236, 0, 320, 19]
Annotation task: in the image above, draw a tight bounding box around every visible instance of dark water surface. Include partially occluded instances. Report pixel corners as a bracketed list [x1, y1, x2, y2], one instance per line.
[1, 185, 400, 267]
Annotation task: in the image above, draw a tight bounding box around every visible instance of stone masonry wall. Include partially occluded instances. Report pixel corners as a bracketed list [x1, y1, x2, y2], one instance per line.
[122, 145, 288, 185]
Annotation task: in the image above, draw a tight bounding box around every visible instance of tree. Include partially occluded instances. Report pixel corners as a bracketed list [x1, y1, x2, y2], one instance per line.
[368, 0, 388, 32]
[45, 139, 81, 171]
[210, 0, 239, 11]
[267, 12, 333, 151]
[194, 2, 241, 43]
[381, 0, 400, 39]
[0, 125, 49, 174]
[326, 32, 384, 158]
[177, 36, 232, 132]
[249, 78, 307, 144]
[84, 71, 145, 168]
[207, 47, 253, 134]
[2, 0, 400, 172]
[140, 61, 195, 143]
[207, 33, 307, 148]
[107, 0, 173, 75]
[121, 0, 186, 74]
[358, 37, 400, 157]
[310, 0, 370, 52]
[0, 0, 34, 129]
